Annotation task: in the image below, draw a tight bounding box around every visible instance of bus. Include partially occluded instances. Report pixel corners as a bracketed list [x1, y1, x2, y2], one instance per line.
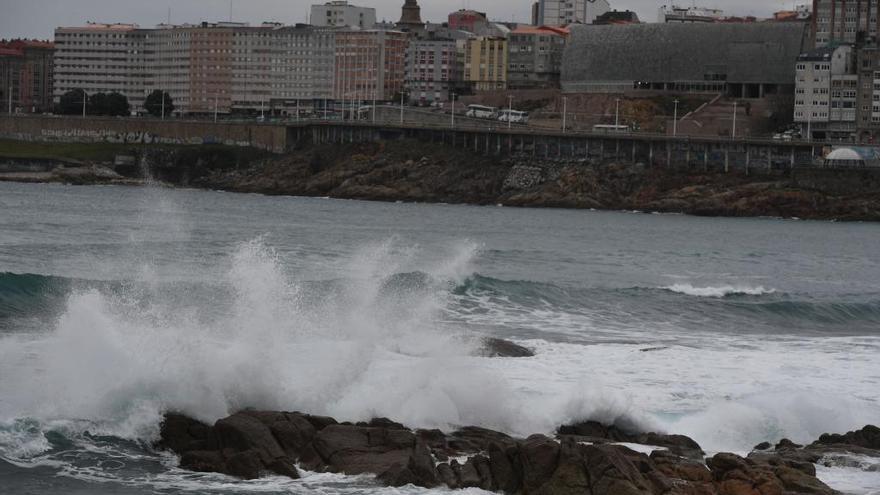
[498, 109, 530, 124]
[465, 104, 498, 119]
[592, 124, 630, 133]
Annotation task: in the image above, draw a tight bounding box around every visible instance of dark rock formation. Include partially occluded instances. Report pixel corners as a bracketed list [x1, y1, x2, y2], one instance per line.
[476, 337, 535, 358]
[158, 412, 868, 495]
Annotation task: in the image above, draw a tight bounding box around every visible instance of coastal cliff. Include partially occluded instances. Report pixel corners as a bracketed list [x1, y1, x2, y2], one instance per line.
[3, 139, 880, 221]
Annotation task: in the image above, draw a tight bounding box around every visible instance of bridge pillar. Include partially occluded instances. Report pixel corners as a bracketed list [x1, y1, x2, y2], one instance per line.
[631, 140, 636, 163]
[666, 142, 671, 168]
[745, 145, 750, 173]
[586, 139, 590, 160]
[724, 147, 730, 173]
[704, 145, 709, 171]
[790, 147, 795, 169]
[649, 141, 653, 165]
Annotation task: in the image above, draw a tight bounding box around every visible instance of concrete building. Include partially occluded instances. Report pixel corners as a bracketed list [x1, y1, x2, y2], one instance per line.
[405, 38, 461, 104]
[854, 45, 880, 141]
[812, 0, 880, 47]
[464, 37, 508, 91]
[507, 26, 568, 89]
[659, 5, 725, 23]
[335, 30, 407, 102]
[0, 40, 54, 113]
[537, 0, 610, 26]
[561, 23, 810, 97]
[53, 23, 150, 111]
[794, 44, 856, 140]
[448, 10, 488, 33]
[310, 1, 376, 29]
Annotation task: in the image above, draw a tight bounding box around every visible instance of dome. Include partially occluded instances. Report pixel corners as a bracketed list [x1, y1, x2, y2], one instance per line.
[825, 148, 863, 162]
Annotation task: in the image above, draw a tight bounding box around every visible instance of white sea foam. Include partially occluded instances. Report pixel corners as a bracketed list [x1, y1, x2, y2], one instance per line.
[663, 283, 776, 298]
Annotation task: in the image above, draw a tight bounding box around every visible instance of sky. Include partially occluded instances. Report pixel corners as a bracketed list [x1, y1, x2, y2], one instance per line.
[0, 0, 803, 40]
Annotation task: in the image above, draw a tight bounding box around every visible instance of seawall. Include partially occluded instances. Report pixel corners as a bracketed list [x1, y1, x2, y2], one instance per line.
[0, 115, 288, 153]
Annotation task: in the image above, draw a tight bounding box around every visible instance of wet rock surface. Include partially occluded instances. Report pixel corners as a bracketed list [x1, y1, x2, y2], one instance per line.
[159, 411, 873, 494]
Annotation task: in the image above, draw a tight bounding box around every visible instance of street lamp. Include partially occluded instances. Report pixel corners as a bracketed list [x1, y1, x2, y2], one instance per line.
[451, 92, 457, 129]
[562, 96, 568, 133]
[732, 101, 737, 139]
[507, 95, 513, 130]
[673, 99, 679, 137]
[615, 97, 620, 129]
[400, 91, 405, 125]
[82, 90, 87, 118]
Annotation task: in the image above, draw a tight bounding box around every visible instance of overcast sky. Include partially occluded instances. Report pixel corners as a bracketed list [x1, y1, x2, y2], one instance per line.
[1, 0, 802, 40]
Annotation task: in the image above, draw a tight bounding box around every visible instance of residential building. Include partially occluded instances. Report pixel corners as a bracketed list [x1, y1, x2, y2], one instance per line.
[794, 44, 856, 140]
[659, 5, 725, 23]
[448, 10, 488, 33]
[562, 23, 809, 97]
[53, 23, 150, 111]
[335, 30, 407, 102]
[812, 0, 880, 47]
[0, 40, 54, 113]
[405, 38, 461, 104]
[855, 46, 880, 141]
[310, 1, 376, 29]
[464, 37, 508, 91]
[537, 0, 610, 26]
[507, 26, 568, 89]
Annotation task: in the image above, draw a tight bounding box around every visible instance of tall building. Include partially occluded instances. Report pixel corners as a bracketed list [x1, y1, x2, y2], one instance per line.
[507, 26, 568, 89]
[812, 0, 880, 47]
[537, 0, 610, 26]
[855, 46, 880, 141]
[0, 40, 54, 113]
[335, 30, 407, 102]
[53, 23, 150, 111]
[659, 5, 725, 23]
[464, 37, 508, 91]
[310, 1, 376, 29]
[794, 44, 856, 141]
[405, 39, 461, 104]
[448, 10, 488, 33]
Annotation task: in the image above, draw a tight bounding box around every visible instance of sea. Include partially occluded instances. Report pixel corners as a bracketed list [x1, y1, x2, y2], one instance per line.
[0, 181, 878, 494]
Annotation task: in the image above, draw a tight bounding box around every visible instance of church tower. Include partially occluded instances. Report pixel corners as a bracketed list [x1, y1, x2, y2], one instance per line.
[398, 0, 424, 29]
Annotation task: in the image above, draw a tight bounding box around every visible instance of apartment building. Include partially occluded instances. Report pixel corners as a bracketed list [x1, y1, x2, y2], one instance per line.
[335, 30, 407, 102]
[855, 46, 880, 141]
[405, 39, 461, 104]
[507, 26, 567, 89]
[812, 0, 880, 47]
[794, 44, 856, 140]
[310, 1, 376, 29]
[0, 40, 54, 113]
[537, 0, 610, 26]
[464, 37, 508, 91]
[53, 23, 150, 110]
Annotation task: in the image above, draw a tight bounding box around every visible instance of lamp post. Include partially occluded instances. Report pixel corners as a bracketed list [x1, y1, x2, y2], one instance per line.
[82, 90, 87, 118]
[214, 94, 218, 123]
[507, 95, 513, 130]
[562, 96, 568, 133]
[615, 97, 620, 129]
[673, 99, 679, 136]
[732, 101, 737, 139]
[400, 91, 405, 125]
[161, 90, 166, 120]
[451, 92, 456, 129]
[8, 85, 13, 115]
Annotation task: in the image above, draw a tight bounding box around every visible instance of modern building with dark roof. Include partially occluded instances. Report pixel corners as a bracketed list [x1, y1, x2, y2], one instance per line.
[561, 22, 810, 97]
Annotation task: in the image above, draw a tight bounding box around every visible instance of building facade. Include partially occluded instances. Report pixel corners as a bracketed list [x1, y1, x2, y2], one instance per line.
[310, 1, 376, 29]
[464, 37, 508, 91]
[0, 40, 54, 113]
[53, 23, 150, 111]
[405, 39, 461, 104]
[794, 45, 856, 140]
[855, 46, 880, 141]
[507, 26, 567, 89]
[537, 0, 610, 26]
[812, 0, 880, 47]
[335, 30, 407, 102]
[448, 10, 488, 33]
[659, 5, 725, 23]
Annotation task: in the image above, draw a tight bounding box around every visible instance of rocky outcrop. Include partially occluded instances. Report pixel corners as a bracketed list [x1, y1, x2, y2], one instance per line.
[476, 337, 535, 358]
[158, 411, 867, 495]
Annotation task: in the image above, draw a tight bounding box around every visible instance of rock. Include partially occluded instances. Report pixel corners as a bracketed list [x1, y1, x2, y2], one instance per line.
[812, 425, 880, 450]
[775, 438, 802, 450]
[215, 413, 286, 462]
[753, 441, 772, 451]
[476, 337, 535, 358]
[557, 420, 704, 459]
[488, 441, 521, 493]
[519, 435, 561, 493]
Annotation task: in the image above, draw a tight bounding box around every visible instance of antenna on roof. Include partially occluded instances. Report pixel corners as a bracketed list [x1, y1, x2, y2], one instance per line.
[229, 0, 233, 22]
[167, 7, 171, 25]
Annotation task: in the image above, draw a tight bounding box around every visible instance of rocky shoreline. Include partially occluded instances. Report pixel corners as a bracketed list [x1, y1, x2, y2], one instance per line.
[157, 407, 878, 495]
[4, 139, 880, 221]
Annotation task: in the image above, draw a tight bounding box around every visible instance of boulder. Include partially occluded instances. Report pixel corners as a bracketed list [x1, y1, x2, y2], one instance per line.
[475, 337, 535, 358]
[812, 425, 880, 451]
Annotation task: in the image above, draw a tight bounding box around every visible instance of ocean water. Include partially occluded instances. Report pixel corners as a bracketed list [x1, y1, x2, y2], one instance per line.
[0, 181, 878, 494]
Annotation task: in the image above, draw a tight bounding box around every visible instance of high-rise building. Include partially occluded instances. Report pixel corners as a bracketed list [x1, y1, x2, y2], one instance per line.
[464, 37, 508, 91]
[310, 1, 376, 29]
[0, 40, 54, 113]
[335, 30, 407, 102]
[537, 0, 610, 26]
[405, 39, 461, 104]
[448, 10, 488, 33]
[794, 44, 856, 141]
[507, 26, 568, 89]
[812, 0, 880, 47]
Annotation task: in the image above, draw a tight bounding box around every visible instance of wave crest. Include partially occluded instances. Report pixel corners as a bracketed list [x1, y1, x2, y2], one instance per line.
[662, 284, 776, 298]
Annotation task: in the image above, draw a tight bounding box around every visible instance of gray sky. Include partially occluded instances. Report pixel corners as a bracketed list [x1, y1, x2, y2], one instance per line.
[1, 0, 801, 40]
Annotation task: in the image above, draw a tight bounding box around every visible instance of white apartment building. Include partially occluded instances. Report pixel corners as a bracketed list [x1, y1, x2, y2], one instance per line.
[53, 23, 150, 110]
[537, 0, 610, 26]
[794, 44, 856, 141]
[310, 1, 376, 29]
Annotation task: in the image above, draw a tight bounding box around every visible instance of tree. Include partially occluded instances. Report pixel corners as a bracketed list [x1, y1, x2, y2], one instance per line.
[88, 92, 108, 115]
[144, 90, 174, 117]
[102, 92, 130, 116]
[58, 89, 87, 115]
